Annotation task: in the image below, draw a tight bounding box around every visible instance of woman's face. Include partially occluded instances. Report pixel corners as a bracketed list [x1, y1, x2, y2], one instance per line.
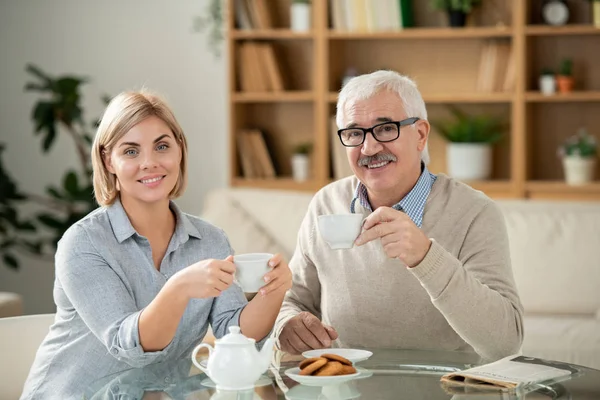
[104, 115, 182, 206]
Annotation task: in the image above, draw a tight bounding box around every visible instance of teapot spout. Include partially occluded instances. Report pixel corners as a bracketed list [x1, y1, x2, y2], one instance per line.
[257, 337, 275, 372]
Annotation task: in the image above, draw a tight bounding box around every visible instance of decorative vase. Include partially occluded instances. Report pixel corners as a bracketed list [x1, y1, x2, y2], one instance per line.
[291, 154, 310, 181]
[539, 75, 556, 96]
[291, 2, 311, 32]
[562, 156, 596, 185]
[447, 143, 492, 181]
[448, 10, 467, 27]
[556, 75, 574, 93]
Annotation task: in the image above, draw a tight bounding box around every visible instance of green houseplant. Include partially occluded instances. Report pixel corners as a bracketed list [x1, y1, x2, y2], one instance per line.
[556, 58, 574, 93]
[430, 0, 483, 27]
[431, 106, 506, 181]
[193, 0, 224, 58]
[559, 128, 597, 185]
[0, 64, 107, 269]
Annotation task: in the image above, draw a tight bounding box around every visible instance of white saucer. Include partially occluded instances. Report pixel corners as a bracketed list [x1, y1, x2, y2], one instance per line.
[200, 374, 272, 389]
[301, 349, 373, 364]
[284, 367, 364, 387]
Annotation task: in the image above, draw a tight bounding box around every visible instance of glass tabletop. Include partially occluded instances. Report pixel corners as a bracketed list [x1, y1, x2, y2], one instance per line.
[84, 348, 600, 400]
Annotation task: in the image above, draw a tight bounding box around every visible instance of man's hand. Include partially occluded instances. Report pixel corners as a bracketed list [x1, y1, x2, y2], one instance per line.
[354, 206, 431, 267]
[279, 312, 338, 354]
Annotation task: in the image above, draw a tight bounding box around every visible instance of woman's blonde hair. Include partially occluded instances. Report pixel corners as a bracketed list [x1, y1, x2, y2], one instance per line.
[91, 90, 188, 206]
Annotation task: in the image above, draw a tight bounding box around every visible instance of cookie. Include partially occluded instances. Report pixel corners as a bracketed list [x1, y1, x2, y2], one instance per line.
[299, 357, 327, 375]
[299, 357, 325, 370]
[339, 364, 357, 375]
[321, 353, 352, 366]
[314, 361, 344, 376]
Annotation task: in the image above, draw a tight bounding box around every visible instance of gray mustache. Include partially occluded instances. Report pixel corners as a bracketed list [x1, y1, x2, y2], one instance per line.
[358, 153, 397, 166]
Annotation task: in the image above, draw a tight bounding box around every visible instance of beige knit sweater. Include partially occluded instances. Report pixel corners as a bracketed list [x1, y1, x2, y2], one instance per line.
[275, 174, 524, 361]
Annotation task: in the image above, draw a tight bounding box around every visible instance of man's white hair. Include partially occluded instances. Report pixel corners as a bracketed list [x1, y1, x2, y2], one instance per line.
[336, 70, 430, 165]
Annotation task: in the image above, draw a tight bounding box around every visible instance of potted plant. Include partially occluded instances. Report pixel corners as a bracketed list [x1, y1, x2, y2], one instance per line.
[291, 0, 311, 32]
[430, 0, 482, 28]
[431, 106, 505, 181]
[539, 68, 556, 96]
[556, 58, 574, 93]
[291, 142, 313, 182]
[558, 128, 597, 185]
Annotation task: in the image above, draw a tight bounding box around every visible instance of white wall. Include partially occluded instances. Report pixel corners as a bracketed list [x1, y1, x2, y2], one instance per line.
[0, 0, 228, 314]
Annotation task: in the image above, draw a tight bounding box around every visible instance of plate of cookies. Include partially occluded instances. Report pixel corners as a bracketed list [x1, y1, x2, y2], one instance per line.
[301, 348, 373, 364]
[284, 353, 361, 386]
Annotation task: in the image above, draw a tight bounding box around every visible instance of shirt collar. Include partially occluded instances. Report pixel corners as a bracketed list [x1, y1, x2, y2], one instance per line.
[107, 197, 202, 243]
[350, 163, 437, 228]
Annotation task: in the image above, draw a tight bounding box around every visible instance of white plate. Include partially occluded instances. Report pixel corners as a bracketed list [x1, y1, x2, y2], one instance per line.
[301, 349, 373, 364]
[284, 367, 361, 387]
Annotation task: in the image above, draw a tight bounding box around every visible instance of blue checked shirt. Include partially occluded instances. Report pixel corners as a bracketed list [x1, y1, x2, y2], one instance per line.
[350, 164, 437, 227]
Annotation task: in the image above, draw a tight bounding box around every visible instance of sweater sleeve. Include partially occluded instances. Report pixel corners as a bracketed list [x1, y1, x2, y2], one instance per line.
[274, 208, 322, 345]
[410, 201, 524, 361]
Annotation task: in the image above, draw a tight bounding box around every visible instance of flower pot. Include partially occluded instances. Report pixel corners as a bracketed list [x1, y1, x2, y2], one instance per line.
[539, 75, 556, 96]
[290, 3, 311, 32]
[556, 75, 574, 93]
[448, 10, 467, 27]
[291, 154, 310, 181]
[562, 156, 596, 185]
[447, 143, 492, 181]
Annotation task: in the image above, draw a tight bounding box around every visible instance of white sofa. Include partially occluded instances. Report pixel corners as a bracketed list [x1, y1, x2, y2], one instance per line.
[201, 187, 600, 369]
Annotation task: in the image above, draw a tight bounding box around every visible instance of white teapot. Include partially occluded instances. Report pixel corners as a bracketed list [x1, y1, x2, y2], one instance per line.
[192, 326, 275, 390]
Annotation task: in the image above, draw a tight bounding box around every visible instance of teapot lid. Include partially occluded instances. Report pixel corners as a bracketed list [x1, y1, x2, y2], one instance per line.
[217, 326, 255, 345]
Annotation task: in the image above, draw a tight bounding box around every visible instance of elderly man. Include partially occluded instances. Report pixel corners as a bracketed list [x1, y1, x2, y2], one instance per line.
[274, 70, 523, 361]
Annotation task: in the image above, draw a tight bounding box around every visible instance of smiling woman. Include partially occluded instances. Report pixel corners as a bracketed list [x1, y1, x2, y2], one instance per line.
[19, 90, 293, 400]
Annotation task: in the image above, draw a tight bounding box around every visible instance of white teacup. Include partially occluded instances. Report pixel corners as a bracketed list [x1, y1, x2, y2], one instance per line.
[317, 214, 364, 249]
[233, 253, 273, 293]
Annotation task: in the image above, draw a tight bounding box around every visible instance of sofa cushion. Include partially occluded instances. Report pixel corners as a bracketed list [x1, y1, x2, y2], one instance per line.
[497, 201, 600, 315]
[522, 315, 600, 369]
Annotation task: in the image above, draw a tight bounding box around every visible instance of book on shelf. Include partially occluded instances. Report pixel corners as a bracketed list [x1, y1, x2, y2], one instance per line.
[236, 130, 276, 179]
[476, 40, 513, 93]
[237, 41, 285, 92]
[234, 0, 273, 30]
[440, 355, 578, 393]
[330, 0, 411, 32]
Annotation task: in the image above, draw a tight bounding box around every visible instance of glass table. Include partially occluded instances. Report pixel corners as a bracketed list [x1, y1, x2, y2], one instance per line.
[84, 349, 600, 399]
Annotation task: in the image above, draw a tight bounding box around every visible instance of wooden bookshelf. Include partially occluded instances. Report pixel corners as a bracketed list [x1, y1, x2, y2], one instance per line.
[227, 0, 600, 200]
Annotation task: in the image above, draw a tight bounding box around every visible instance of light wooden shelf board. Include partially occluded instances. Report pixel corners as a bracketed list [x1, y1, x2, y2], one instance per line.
[232, 91, 314, 103]
[328, 27, 513, 40]
[232, 178, 319, 191]
[230, 30, 314, 39]
[526, 181, 600, 193]
[525, 91, 600, 103]
[525, 25, 600, 36]
[328, 92, 513, 103]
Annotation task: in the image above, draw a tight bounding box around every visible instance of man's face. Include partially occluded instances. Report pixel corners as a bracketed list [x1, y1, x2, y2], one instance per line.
[342, 90, 429, 195]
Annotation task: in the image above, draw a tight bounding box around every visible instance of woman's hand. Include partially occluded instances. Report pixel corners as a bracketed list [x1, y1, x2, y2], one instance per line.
[173, 258, 236, 299]
[259, 253, 292, 297]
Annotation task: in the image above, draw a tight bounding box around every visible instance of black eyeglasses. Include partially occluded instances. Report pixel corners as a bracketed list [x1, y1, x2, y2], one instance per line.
[337, 117, 420, 147]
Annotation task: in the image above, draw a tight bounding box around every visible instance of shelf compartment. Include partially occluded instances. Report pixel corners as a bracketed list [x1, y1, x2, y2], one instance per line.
[525, 91, 600, 102]
[328, 27, 513, 40]
[232, 91, 314, 103]
[328, 92, 513, 104]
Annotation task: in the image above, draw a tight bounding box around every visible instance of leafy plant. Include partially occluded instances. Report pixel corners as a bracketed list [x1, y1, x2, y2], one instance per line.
[558, 58, 573, 76]
[430, 0, 482, 13]
[293, 142, 313, 155]
[559, 128, 597, 158]
[193, 0, 224, 58]
[431, 106, 506, 144]
[0, 64, 109, 270]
